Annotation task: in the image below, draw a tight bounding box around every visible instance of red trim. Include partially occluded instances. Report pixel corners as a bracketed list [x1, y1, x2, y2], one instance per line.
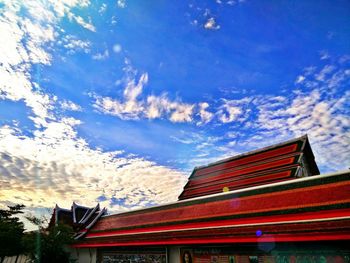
[73, 233, 350, 247]
[86, 208, 350, 238]
[194, 144, 298, 177]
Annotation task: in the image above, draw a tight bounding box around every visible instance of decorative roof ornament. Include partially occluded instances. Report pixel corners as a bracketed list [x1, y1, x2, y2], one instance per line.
[48, 202, 107, 240]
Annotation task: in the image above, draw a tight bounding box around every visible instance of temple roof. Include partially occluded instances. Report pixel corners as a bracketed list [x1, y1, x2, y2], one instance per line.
[178, 135, 319, 200]
[48, 202, 106, 239]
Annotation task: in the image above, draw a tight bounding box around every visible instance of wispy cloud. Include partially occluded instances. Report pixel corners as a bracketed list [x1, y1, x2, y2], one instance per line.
[170, 131, 225, 169]
[68, 14, 96, 32]
[62, 35, 91, 54]
[92, 49, 109, 60]
[216, 97, 253, 123]
[92, 60, 197, 123]
[315, 65, 335, 81]
[93, 72, 147, 120]
[320, 50, 330, 60]
[60, 100, 82, 111]
[99, 3, 107, 14]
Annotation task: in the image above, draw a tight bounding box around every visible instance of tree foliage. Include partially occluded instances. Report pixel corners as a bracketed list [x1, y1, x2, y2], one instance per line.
[0, 205, 74, 263]
[25, 214, 74, 263]
[0, 204, 26, 258]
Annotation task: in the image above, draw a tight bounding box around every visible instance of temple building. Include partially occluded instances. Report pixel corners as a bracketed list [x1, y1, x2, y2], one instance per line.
[51, 135, 350, 262]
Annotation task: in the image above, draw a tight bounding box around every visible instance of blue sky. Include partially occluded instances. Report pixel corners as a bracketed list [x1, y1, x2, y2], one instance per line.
[0, 0, 349, 227]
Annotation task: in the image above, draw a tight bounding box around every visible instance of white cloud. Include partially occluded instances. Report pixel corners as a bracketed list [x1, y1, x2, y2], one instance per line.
[117, 0, 126, 8]
[315, 65, 335, 81]
[204, 17, 220, 30]
[257, 92, 349, 171]
[99, 3, 107, 14]
[94, 85, 196, 123]
[92, 61, 197, 123]
[197, 102, 214, 125]
[92, 49, 109, 60]
[60, 100, 82, 111]
[46, 0, 95, 32]
[217, 100, 243, 123]
[47, 0, 90, 18]
[93, 73, 147, 120]
[320, 50, 330, 60]
[169, 103, 194, 123]
[69, 14, 96, 32]
[62, 36, 91, 53]
[295, 75, 305, 84]
[146, 95, 169, 119]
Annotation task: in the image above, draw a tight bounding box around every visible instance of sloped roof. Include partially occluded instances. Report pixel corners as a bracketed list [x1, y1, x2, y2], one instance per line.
[178, 135, 319, 200]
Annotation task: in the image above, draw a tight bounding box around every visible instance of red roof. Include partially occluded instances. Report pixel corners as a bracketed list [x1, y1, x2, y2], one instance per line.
[179, 135, 319, 200]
